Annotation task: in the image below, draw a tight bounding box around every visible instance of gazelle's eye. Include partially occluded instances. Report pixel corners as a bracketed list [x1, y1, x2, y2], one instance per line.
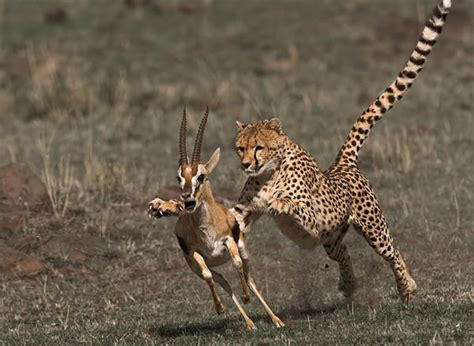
[197, 174, 205, 183]
[255, 145, 264, 151]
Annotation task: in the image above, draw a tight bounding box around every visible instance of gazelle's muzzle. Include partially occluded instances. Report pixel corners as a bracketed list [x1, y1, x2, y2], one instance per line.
[181, 192, 197, 211]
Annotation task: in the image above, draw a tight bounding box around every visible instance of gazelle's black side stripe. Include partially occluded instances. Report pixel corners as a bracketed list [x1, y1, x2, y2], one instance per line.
[177, 236, 189, 255]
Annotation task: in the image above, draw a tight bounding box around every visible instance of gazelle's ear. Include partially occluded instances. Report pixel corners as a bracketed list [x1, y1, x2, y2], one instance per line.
[235, 121, 247, 131]
[205, 148, 220, 174]
[266, 118, 282, 133]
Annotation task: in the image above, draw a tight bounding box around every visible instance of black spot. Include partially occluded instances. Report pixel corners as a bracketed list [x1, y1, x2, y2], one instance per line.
[375, 100, 382, 107]
[387, 95, 396, 104]
[420, 36, 436, 46]
[231, 222, 240, 243]
[385, 87, 393, 93]
[433, 5, 444, 19]
[395, 80, 406, 91]
[409, 55, 425, 66]
[403, 70, 417, 79]
[177, 236, 189, 255]
[426, 20, 442, 34]
[415, 46, 430, 56]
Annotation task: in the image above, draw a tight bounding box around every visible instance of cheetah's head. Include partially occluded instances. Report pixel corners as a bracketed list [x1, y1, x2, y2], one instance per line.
[234, 118, 285, 177]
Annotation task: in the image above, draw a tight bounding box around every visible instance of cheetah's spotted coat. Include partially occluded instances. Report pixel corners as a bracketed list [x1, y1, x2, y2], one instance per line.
[232, 0, 451, 302]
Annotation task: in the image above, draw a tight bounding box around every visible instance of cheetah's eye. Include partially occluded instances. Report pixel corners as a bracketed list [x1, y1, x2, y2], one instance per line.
[236, 146, 244, 153]
[255, 145, 264, 151]
[197, 174, 205, 183]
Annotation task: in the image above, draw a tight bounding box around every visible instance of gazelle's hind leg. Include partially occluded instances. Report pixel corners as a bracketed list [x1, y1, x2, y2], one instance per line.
[210, 269, 257, 331]
[351, 188, 417, 302]
[225, 236, 251, 304]
[186, 252, 225, 315]
[237, 233, 285, 328]
[323, 224, 356, 298]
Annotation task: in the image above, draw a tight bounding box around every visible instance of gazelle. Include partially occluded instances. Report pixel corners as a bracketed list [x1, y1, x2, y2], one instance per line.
[148, 107, 284, 330]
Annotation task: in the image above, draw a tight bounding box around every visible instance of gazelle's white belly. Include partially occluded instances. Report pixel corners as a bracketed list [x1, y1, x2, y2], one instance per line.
[196, 234, 230, 267]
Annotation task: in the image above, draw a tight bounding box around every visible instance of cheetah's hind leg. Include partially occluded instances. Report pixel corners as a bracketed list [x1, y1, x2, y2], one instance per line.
[323, 223, 357, 298]
[351, 201, 417, 302]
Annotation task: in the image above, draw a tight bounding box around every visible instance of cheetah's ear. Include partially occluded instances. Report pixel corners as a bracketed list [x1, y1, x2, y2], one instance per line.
[266, 118, 282, 133]
[235, 121, 247, 131]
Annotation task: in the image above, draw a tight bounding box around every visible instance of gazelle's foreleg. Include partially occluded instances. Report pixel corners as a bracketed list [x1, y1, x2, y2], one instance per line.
[210, 269, 257, 331]
[186, 252, 225, 315]
[237, 234, 285, 328]
[225, 236, 251, 303]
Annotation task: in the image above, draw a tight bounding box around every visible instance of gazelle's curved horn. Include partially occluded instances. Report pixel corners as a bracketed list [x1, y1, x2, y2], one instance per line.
[191, 106, 209, 166]
[179, 107, 188, 165]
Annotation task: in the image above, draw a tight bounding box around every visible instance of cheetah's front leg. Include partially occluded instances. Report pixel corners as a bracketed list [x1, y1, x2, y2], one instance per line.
[268, 196, 300, 215]
[267, 196, 323, 238]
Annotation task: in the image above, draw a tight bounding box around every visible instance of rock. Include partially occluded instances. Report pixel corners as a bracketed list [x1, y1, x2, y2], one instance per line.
[39, 234, 105, 263]
[0, 240, 45, 276]
[44, 8, 68, 24]
[0, 163, 51, 232]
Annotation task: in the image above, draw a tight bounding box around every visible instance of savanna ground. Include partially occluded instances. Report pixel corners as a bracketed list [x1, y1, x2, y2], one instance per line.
[0, 0, 473, 343]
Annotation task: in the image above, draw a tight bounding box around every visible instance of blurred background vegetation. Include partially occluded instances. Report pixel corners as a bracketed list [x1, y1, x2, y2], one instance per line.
[0, 0, 472, 343]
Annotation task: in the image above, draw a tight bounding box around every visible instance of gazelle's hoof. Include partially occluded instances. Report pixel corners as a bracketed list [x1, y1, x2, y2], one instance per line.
[246, 320, 257, 331]
[215, 303, 225, 315]
[272, 316, 285, 328]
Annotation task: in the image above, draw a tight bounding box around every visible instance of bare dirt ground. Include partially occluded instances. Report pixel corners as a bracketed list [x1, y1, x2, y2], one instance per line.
[0, 0, 472, 343]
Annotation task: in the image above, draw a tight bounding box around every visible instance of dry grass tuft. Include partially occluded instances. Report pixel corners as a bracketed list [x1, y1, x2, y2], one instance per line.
[0, 0, 472, 343]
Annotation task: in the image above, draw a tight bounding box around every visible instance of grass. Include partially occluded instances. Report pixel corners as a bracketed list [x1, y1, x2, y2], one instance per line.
[0, 0, 473, 343]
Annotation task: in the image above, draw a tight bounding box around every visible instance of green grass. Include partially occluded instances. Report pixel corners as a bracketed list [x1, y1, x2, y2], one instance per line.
[0, 0, 473, 343]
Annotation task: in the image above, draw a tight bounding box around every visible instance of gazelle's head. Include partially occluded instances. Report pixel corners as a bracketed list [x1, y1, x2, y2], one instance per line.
[177, 107, 220, 212]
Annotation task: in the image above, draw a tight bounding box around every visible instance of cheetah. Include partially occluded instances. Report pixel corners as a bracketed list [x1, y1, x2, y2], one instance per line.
[231, 0, 451, 302]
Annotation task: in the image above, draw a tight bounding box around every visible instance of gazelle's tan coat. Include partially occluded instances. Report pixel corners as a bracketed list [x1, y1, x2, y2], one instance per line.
[149, 108, 283, 330]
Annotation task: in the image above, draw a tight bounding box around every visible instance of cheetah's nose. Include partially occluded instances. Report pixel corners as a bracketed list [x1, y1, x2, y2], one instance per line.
[242, 162, 251, 169]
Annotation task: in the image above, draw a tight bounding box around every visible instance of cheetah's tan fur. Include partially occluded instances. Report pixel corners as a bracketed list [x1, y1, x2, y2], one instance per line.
[232, 0, 451, 302]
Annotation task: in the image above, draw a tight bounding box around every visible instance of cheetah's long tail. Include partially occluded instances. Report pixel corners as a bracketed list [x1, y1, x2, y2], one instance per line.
[336, 0, 451, 166]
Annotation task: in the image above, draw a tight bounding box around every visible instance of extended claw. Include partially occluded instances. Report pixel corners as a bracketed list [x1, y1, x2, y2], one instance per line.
[148, 200, 165, 219]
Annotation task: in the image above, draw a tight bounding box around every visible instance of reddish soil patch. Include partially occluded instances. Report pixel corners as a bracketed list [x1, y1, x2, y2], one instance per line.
[0, 240, 45, 276]
[0, 163, 52, 232]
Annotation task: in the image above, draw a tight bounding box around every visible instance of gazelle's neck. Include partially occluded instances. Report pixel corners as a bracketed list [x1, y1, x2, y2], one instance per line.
[190, 181, 216, 223]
